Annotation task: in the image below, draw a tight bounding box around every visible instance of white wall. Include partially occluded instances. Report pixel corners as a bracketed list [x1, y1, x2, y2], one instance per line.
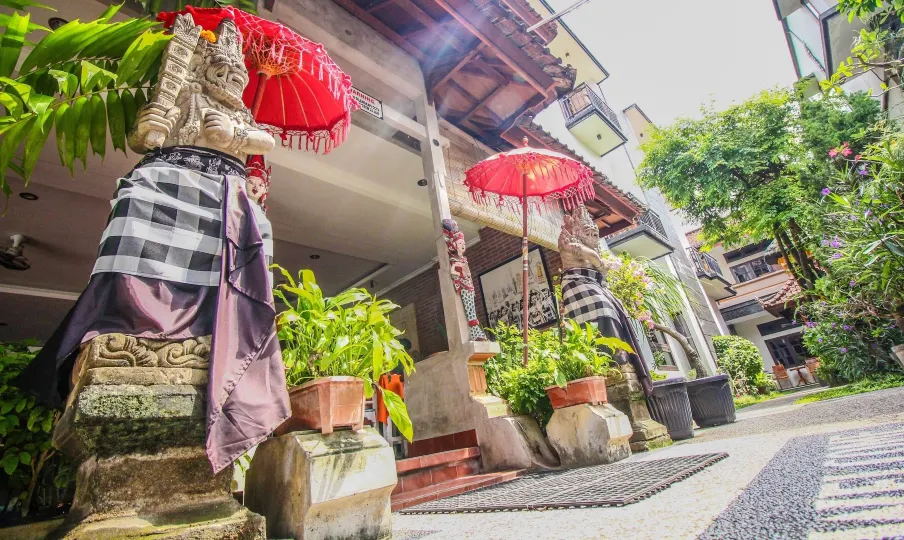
[731, 314, 804, 373]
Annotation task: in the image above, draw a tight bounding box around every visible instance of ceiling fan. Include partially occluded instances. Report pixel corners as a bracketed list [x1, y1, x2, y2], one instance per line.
[0, 234, 30, 271]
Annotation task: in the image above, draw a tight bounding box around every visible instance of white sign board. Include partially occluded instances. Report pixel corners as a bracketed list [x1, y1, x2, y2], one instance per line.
[351, 87, 383, 119]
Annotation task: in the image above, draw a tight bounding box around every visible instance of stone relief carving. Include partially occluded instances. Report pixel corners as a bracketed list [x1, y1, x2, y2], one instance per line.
[442, 219, 487, 341]
[128, 15, 275, 160]
[77, 334, 211, 371]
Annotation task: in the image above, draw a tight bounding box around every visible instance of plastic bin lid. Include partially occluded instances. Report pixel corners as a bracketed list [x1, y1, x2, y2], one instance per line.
[685, 373, 730, 386]
[652, 377, 687, 387]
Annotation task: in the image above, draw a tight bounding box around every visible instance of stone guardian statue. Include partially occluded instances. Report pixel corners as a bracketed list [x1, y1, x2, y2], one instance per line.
[14, 16, 289, 535]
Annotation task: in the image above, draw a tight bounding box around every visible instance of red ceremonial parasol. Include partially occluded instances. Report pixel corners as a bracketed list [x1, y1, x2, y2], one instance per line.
[464, 139, 595, 365]
[158, 6, 358, 154]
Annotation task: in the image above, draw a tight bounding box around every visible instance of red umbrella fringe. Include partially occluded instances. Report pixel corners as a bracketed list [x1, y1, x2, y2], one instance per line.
[268, 109, 351, 155]
[467, 181, 596, 215]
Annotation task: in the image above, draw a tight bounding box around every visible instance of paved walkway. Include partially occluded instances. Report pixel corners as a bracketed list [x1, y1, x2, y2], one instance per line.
[393, 387, 904, 540]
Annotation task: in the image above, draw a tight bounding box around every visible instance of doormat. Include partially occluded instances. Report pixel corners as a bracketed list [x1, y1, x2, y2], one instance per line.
[400, 453, 728, 513]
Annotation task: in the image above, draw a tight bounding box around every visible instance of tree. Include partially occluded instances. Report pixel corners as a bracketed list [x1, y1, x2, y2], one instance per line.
[0, 0, 254, 198]
[604, 253, 711, 376]
[638, 88, 882, 292]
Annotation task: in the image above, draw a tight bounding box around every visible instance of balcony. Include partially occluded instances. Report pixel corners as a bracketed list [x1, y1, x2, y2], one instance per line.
[560, 84, 627, 157]
[687, 248, 735, 301]
[605, 210, 674, 260]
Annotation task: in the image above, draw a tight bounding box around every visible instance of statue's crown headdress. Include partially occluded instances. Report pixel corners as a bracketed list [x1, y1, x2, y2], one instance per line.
[246, 154, 271, 184]
[204, 17, 244, 66]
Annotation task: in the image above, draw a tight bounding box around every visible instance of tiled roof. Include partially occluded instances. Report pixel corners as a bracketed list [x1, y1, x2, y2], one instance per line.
[471, 0, 577, 95]
[761, 277, 803, 310]
[512, 114, 646, 214]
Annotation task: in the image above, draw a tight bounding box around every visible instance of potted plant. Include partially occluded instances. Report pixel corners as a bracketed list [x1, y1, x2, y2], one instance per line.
[544, 320, 630, 410]
[272, 266, 415, 441]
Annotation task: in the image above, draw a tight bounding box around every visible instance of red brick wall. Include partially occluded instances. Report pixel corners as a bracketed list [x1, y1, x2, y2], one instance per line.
[382, 227, 561, 359]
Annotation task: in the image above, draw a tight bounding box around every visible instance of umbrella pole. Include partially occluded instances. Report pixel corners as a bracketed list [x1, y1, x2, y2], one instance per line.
[250, 73, 270, 117]
[522, 172, 529, 367]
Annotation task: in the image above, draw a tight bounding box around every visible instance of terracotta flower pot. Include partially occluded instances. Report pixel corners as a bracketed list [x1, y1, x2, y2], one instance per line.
[545, 376, 608, 409]
[275, 376, 364, 436]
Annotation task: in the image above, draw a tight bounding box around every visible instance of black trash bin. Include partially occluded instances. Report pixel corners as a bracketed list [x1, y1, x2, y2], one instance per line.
[685, 374, 736, 427]
[648, 377, 694, 440]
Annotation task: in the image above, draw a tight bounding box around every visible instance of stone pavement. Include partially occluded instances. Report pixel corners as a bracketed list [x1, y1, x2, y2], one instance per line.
[393, 386, 904, 540]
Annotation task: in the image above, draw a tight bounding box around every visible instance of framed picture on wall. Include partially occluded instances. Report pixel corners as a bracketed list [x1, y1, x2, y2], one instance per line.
[478, 247, 557, 330]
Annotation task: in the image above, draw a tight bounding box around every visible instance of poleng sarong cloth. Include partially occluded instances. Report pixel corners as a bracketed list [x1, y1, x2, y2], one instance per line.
[561, 266, 653, 396]
[14, 146, 289, 473]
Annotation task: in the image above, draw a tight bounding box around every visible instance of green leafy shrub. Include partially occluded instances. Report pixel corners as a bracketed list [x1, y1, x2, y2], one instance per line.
[484, 320, 630, 427]
[800, 310, 902, 385]
[272, 266, 415, 441]
[713, 335, 775, 396]
[1, 341, 73, 520]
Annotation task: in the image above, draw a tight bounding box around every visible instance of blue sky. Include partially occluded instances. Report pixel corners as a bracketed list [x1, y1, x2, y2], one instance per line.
[555, 0, 799, 124]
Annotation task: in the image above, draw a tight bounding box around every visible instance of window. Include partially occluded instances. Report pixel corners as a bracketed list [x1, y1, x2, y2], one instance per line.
[648, 331, 676, 367]
[730, 258, 774, 283]
[756, 318, 797, 337]
[765, 334, 807, 367]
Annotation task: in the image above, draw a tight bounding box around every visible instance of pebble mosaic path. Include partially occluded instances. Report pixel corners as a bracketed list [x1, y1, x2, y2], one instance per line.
[393, 386, 904, 539]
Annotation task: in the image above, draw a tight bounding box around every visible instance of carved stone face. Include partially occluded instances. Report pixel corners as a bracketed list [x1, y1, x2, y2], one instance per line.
[203, 57, 248, 106]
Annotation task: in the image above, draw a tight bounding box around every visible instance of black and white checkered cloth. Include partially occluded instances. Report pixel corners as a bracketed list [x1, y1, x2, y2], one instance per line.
[92, 146, 271, 287]
[561, 267, 622, 324]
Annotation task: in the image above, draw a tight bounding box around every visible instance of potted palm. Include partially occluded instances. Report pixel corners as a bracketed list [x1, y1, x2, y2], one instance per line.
[544, 320, 629, 409]
[272, 266, 415, 441]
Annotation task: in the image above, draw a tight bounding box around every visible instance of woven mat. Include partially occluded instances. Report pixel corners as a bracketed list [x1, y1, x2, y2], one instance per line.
[400, 453, 728, 514]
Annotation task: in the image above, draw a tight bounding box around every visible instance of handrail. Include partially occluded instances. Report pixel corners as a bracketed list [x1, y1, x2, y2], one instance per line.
[561, 83, 622, 130]
[687, 247, 724, 277]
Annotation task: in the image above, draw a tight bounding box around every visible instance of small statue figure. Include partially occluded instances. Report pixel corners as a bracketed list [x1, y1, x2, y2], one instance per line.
[442, 219, 487, 342]
[245, 154, 271, 208]
[558, 206, 653, 395]
[16, 15, 289, 474]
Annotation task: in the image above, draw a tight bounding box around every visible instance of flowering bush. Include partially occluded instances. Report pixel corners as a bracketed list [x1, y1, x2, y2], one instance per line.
[603, 253, 655, 329]
[712, 336, 775, 396]
[799, 302, 902, 385]
[817, 131, 904, 332]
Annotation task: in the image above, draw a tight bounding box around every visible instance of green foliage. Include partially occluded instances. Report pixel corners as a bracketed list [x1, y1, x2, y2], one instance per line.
[794, 373, 904, 404]
[814, 129, 904, 327]
[799, 305, 902, 385]
[733, 391, 783, 410]
[713, 335, 775, 396]
[604, 252, 685, 328]
[0, 341, 72, 518]
[484, 320, 630, 427]
[649, 370, 668, 382]
[828, 2, 904, 94]
[638, 88, 882, 268]
[272, 265, 415, 441]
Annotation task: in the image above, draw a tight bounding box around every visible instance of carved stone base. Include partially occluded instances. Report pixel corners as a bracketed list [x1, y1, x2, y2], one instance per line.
[51, 334, 264, 540]
[545, 404, 633, 467]
[245, 429, 396, 540]
[606, 365, 672, 452]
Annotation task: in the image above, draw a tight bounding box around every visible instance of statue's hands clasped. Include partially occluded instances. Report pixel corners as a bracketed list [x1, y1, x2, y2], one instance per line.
[128, 104, 181, 153]
[204, 109, 246, 152]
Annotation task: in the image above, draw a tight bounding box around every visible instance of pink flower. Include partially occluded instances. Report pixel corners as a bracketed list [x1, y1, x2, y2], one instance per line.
[841, 147, 852, 157]
[828, 149, 839, 158]
[855, 154, 862, 160]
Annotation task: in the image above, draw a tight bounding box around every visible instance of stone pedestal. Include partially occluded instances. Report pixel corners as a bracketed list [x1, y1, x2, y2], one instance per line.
[244, 428, 396, 540]
[49, 335, 265, 539]
[606, 365, 672, 452]
[545, 403, 632, 467]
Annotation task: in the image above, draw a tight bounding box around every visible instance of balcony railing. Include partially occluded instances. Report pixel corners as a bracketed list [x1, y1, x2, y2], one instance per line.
[560, 83, 622, 130]
[687, 248, 724, 278]
[605, 210, 670, 244]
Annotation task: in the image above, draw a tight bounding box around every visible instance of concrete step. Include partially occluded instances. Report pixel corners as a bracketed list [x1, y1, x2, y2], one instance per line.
[391, 470, 524, 512]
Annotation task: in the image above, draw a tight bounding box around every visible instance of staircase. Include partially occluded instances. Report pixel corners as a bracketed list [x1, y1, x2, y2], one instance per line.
[390, 430, 523, 512]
